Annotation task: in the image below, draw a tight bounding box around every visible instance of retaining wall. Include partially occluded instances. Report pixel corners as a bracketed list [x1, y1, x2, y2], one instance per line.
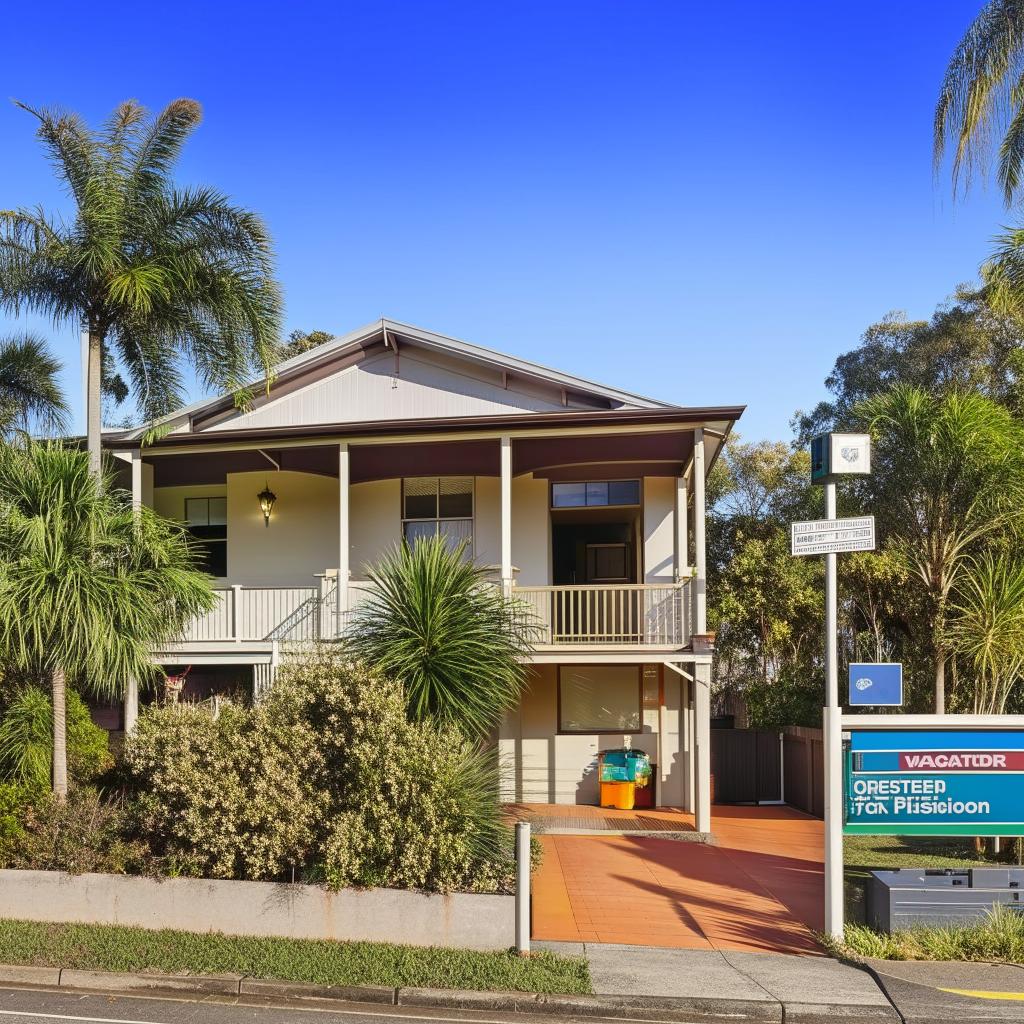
[0, 870, 514, 950]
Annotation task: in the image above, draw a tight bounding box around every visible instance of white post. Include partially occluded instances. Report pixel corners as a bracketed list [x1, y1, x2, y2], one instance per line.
[231, 584, 242, 641]
[675, 476, 689, 582]
[124, 451, 143, 734]
[823, 481, 844, 940]
[500, 436, 513, 594]
[515, 820, 531, 955]
[338, 443, 350, 632]
[694, 662, 712, 833]
[692, 430, 706, 634]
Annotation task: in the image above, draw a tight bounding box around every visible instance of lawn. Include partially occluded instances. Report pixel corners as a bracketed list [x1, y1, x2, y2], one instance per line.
[0, 920, 591, 995]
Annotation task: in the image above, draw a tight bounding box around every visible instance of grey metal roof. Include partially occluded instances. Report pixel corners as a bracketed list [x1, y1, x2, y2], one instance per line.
[119, 318, 678, 439]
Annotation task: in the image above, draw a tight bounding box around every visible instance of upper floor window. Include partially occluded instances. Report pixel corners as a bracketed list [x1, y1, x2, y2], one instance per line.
[185, 497, 227, 577]
[551, 480, 640, 509]
[402, 477, 474, 556]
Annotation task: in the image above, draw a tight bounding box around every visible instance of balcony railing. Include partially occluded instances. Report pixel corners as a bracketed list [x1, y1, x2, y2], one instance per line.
[513, 581, 691, 648]
[176, 579, 691, 650]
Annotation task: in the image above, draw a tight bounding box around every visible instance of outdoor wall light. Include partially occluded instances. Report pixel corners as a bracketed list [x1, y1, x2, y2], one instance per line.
[257, 482, 277, 527]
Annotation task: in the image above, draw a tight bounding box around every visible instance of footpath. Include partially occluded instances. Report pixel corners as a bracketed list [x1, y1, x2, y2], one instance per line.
[2, 946, 1024, 1023]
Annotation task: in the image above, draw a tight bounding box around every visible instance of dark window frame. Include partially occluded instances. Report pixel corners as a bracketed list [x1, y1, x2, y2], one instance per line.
[557, 664, 644, 735]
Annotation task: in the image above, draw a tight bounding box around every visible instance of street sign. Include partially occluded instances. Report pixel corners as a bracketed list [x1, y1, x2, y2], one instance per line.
[811, 433, 872, 484]
[790, 516, 875, 556]
[844, 728, 1024, 836]
[848, 663, 903, 707]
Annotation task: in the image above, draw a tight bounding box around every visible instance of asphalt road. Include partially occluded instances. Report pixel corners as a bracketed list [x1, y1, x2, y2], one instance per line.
[0, 988, 609, 1024]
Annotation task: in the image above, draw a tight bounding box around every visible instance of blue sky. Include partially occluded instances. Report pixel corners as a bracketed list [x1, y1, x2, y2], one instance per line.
[0, 1, 1008, 441]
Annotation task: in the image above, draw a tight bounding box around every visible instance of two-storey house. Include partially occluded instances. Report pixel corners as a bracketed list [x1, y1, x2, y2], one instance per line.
[107, 319, 742, 834]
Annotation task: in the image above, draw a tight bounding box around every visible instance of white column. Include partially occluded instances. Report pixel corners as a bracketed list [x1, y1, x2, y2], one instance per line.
[675, 476, 689, 582]
[694, 661, 712, 833]
[338, 443, 350, 629]
[500, 436, 512, 592]
[124, 451, 143, 734]
[692, 429, 707, 634]
[823, 481, 844, 940]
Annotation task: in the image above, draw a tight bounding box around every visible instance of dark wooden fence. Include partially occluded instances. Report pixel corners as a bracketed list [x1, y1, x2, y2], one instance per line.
[710, 727, 783, 804]
[783, 725, 824, 818]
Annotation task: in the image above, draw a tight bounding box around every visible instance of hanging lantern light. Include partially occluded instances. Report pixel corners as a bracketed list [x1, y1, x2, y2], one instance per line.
[257, 482, 277, 527]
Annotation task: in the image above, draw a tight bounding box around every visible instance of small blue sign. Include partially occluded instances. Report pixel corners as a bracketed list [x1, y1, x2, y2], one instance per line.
[848, 663, 902, 706]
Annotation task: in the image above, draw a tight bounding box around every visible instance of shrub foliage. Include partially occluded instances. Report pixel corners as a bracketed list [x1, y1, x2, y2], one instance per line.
[123, 649, 514, 892]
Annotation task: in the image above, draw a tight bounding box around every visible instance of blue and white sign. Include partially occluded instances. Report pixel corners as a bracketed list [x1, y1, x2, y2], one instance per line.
[848, 663, 903, 706]
[844, 729, 1024, 836]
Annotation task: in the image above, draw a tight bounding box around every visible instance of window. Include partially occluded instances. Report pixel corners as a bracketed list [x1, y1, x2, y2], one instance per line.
[551, 479, 640, 508]
[185, 497, 227, 577]
[402, 477, 474, 556]
[558, 665, 642, 733]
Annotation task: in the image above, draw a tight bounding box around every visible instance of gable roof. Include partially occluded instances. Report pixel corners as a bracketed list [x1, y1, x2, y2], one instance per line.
[119, 318, 677, 440]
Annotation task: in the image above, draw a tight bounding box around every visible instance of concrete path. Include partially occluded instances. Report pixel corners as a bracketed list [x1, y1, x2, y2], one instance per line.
[865, 958, 1024, 1022]
[533, 805, 824, 951]
[539, 940, 898, 1022]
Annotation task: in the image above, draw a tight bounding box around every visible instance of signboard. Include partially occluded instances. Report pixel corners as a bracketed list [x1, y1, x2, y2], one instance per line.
[791, 516, 875, 556]
[811, 433, 872, 484]
[844, 729, 1024, 836]
[848, 663, 902, 707]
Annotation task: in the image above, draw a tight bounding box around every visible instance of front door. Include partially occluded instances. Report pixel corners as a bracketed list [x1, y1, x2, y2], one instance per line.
[585, 542, 631, 584]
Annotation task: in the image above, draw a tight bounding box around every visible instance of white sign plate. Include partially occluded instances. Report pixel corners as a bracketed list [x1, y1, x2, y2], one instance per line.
[791, 516, 875, 556]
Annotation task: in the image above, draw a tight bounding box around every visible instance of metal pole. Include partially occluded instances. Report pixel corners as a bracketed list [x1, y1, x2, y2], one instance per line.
[823, 481, 844, 940]
[515, 821, 531, 955]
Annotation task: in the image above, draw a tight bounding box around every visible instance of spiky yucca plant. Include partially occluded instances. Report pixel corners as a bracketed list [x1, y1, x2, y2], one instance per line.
[346, 536, 536, 741]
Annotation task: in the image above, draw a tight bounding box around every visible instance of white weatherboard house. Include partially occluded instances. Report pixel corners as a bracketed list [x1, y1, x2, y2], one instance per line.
[107, 320, 742, 833]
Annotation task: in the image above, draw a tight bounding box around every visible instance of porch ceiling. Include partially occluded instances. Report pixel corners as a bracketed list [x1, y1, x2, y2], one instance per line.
[513, 431, 693, 477]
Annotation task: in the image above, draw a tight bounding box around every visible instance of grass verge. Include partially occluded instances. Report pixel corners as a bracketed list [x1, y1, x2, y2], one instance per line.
[823, 905, 1024, 963]
[0, 919, 591, 994]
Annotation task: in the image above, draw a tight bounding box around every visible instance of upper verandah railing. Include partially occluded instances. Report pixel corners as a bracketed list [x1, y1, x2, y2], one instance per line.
[174, 578, 693, 649]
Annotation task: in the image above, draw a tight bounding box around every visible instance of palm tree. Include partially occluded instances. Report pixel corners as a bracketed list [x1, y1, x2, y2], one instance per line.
[0, 332, 68, 438]
[0, 99, 281, 477]
[935, 1, 1024, 204]
[346, 536, 536, 741]
[0, 441, 214, 796]
[858, 385, 1024, 712]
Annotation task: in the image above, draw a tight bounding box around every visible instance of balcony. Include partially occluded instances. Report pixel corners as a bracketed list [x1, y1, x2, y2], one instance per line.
[175, 579, 692, 652]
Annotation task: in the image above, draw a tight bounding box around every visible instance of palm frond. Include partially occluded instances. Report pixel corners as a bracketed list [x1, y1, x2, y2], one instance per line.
[0, 332, 69, 438]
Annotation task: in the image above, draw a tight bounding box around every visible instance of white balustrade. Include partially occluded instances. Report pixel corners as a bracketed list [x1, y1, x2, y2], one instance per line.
[182, 579, 691, 649]
[513, 581, 691, 648]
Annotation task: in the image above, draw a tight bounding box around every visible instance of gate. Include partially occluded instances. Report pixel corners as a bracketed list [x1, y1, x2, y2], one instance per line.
[710, 728, 783, 804]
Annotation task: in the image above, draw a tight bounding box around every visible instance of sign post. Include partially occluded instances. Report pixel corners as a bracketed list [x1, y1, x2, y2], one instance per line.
[794, 432, 872, 941]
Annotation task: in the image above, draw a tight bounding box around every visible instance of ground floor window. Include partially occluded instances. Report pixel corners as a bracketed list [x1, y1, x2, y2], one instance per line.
[558, 665, 642, 733]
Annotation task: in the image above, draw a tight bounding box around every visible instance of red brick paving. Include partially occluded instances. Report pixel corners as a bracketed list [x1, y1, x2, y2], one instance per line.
[531, 805, 824, 953]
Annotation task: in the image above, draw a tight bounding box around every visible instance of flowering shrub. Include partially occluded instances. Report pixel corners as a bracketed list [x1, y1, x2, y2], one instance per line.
[123, 649, 514, 892]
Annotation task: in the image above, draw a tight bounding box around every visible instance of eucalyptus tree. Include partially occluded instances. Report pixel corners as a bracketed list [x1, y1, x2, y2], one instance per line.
[858, 385, 1024, 713]
[0, 332, 68, 438]
[0, 99, 281, 477]
[0, 442, 213, 796]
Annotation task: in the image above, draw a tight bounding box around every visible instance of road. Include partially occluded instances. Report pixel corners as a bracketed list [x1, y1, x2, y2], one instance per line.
[0, 987, 612, 1024]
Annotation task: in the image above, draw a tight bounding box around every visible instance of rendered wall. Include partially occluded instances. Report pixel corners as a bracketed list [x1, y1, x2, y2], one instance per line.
[0, 871, 514, 951]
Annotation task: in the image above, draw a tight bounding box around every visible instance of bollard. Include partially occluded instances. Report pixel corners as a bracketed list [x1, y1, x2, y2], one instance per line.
[515, 821, 530, 956]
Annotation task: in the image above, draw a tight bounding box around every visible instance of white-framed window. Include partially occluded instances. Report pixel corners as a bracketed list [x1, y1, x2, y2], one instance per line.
[184, 496, 227, 577]
[402, 477, 474, 556]
[558, 665, 642, 733]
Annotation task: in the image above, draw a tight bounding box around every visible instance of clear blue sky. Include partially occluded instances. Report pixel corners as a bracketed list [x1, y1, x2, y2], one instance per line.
[0, 1, 1007, 441]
